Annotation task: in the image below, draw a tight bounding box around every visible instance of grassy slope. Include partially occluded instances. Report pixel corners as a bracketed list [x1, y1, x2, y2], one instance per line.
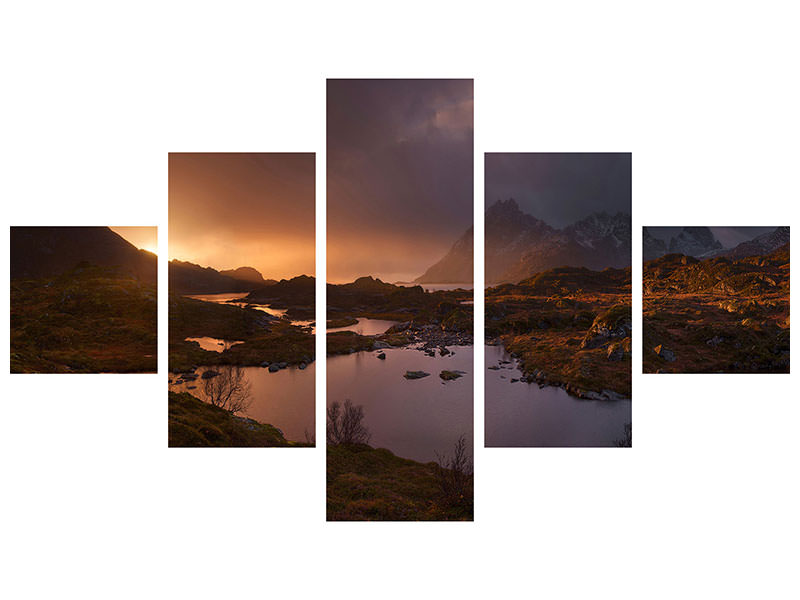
[642, 247, 789, 373]
[168, 391, 310, 447]
[486, 268, 632, 397]
[168, 294, 314, 372]
[327, 444, 473, 521]
[10, 267, 157, 373]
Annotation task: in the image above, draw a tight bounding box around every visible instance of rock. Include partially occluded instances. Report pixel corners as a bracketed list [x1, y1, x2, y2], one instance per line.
[268, 364, 280, 372]
[439, 346, 451, 356]
[376, 352, 386, 360]
[439, 370, 463, 381]
[404, 370, 430, 380]
[510, 378, 519, 383]
[299, 362, 307, 369]
[373, 341, 391, 349]
[201, 370, 220, 379]
[488, 365, 500, 370]
[182, 373, 198, 381]
[260, 361, 270, 368]
[279, 362, 288, 368]
[653, 344, 676, 362]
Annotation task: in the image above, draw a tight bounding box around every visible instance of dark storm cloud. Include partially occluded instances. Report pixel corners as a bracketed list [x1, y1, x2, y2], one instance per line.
[327, 79, 473, 283]
[647, 226, 777, 248]
[169, 153, 315, 279]
[485, 153, 631, 227]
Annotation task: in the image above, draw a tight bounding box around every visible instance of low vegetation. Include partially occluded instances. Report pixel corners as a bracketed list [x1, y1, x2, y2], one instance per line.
[642, 244, 789, 373]
[168, 391, 309, 447]
[486, 266, 632, 398]
[326, 399, 473, 521]
[168, 294, 314, 372]
[10, 266, 157, 373]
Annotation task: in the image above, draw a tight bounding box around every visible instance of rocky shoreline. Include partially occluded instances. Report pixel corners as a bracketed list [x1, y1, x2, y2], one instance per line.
[486, 338, 631, 402]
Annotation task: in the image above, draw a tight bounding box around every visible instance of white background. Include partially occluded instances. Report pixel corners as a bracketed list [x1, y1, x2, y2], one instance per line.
[1, 2, 798, 598]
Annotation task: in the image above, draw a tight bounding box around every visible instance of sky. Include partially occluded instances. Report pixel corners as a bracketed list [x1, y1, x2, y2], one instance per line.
[110, 226, 158, 254]
[485, 153, 631, 228]
[168, 153, 315, 279]
[646, 226, 775, 248]
[327, 79, 474, 283]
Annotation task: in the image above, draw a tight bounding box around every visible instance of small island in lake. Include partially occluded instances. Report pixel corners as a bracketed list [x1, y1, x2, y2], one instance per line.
[326, 78, 474, 520]
[483, 153, 633, 448]
[168, 152, 316, 447]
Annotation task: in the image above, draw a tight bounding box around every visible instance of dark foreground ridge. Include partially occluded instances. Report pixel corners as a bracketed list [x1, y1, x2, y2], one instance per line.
[327, 443, 473, 521]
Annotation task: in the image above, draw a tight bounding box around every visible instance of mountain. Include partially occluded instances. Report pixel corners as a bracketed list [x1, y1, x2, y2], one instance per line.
[10, 226, 156, 283]
[717, 226, 790, 259]
[219, 266, 276, 285]
[415, 227, 473, 283]
[668, 227, 723, 258]
[169, 260, 256, 294]
[416, 199, 631, 285]
[643, 227, 668, 261]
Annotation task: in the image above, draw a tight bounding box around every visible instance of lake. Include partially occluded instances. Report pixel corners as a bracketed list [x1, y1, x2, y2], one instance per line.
[484, 345, 631, 447]
[186, 292, 314, 332]
[327, 346, 473, 463]
[170, 363, 315, 443]
[326, 317, 400, 335]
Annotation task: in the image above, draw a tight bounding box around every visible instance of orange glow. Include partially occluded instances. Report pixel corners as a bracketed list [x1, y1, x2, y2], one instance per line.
[110, 226, 158, 254]
[168, 153, 315, 279]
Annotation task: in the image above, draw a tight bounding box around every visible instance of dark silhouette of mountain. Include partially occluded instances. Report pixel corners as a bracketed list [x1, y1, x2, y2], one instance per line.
[10, 226, 156, 283]
[716, 226, 790, 259]
[667, 227, 723, 257]
[415, 227, 473, 283]
[219, 266, 277, 285]
[643, 227, 668, 261]
[416, 199, 631, 285]
[169, 260, 255, 294]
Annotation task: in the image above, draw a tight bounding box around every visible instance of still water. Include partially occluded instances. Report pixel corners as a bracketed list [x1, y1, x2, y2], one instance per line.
[184, 337, 244, 352]
[185, 292, 313, 331]
[327, 346, 473, 463]
[326, 318, 400, 335]
[484, 345, 631, 447]
[170, 363, 315, 443]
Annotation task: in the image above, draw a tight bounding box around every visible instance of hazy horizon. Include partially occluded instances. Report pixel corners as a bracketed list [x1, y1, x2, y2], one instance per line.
[327, 79, 473, 283]
[168, 153, 315, 280]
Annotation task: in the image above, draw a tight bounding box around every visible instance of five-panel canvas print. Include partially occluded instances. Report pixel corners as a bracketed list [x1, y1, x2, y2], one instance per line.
[8, 79, 791, 522]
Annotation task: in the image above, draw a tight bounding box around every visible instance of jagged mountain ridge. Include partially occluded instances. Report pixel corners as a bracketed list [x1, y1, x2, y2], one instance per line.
[643, 227, 668, 261]
[716, 226, 790, 259]
[644, 226, 789, 262]
[10, 226, 157, 283]
[416, 199, 631, 285]
[668, 227, 723, 257]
